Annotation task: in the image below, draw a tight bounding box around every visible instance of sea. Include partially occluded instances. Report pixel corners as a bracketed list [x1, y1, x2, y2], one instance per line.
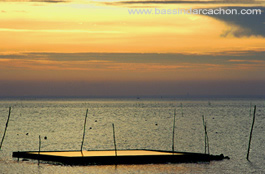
[0, 97, 264, 174]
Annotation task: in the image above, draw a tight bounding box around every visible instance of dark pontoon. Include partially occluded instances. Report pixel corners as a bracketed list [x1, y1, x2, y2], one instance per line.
[13, 149, 228, 165]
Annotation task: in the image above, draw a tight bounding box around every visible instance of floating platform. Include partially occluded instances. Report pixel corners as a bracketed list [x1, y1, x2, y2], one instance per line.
[13, 149, 228, 165]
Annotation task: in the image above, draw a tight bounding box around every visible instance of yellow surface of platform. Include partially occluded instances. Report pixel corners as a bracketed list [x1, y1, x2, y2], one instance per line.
[28, 150, 184, 157]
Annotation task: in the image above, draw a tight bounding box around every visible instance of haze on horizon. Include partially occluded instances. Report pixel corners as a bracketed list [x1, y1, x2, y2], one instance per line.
[0, 0, 264, 97]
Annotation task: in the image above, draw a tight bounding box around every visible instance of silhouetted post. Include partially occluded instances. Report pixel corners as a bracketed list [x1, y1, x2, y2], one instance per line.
[38, 135, 41, 165]
[112, 123, 117, 157]
[172, 109, 176, 153]
[81, 109, 88, 153]
[206, 124, 209, 154]
[247, 105, 256, 161]
[0, 107, 12, 150]
[202, 115, 210, 154]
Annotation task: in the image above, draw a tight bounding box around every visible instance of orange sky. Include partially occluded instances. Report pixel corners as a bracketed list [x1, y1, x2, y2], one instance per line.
[0, 0, 264, 96]
[0, 1, 264, 53]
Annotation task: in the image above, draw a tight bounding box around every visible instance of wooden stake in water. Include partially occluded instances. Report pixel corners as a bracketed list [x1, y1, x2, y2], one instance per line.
[202, 115, 206, 154]
[172, 109, 176, 153]
[0, 107, 12, 150]
[38, 135, 41, 166]
[112, 123, 117, 157]
[246, 105, 256, 161]
[202, 115, 210, 154]
[81, 109, 88, 152]
[206, 124, 209, 154]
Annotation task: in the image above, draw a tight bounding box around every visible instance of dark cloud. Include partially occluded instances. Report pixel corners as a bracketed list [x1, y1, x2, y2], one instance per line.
[115, 2, 264, 38]
[1, 50, 265, 64]
[204, 7, 265, 37]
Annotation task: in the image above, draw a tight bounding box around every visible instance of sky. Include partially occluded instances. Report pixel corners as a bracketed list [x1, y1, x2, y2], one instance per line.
[0, 0, 265, 97]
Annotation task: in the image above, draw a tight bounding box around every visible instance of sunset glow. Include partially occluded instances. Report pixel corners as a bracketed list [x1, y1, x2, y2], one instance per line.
[0, 0, 265, 96]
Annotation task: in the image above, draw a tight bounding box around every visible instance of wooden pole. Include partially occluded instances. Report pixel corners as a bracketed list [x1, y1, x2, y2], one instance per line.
[112, 123, 117, 157]
[206, 122, 210, 154]
[81, 109, 88, 152]
[0, 107, 12, 150]
[202, 115, 210, 154]
[246, 105, 256, 160]
[202, 115, 206, 154]
[38, 135, 41, 165]
[172, 109, 176, 153]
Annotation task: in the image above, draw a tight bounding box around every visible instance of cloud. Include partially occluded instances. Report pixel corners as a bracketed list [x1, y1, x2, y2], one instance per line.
[1, 51, 265, 72]
[229, 59, 265, 63]
[0, 56, 208, 72]
[101, 1, 264, 38]
[1, 51, 265, 62]
[0, 58, 113, 71]
[1, 51, 265, 97]
[203, 7, 265, 37]
[0, 0, 68, 3]
[227, 59, 265, 70]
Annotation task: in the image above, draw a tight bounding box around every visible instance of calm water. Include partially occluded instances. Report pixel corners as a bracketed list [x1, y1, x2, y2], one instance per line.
[0, 98, 264, 173]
